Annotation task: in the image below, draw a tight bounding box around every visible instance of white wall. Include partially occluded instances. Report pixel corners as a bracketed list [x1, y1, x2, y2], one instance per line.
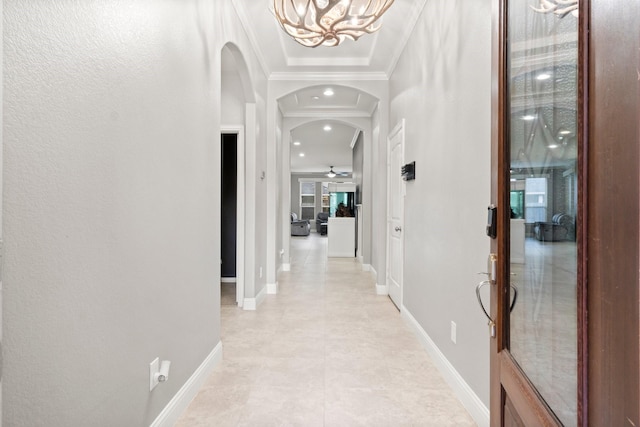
[3, 1, 267, 425]
[388, 0, 492, 408]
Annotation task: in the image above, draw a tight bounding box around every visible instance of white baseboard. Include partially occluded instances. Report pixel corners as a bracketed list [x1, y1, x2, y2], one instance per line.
[361, 263, 371, 272]
[282, 263, 291, 272]
[401, 308, 490, 427]
[243, 285, 267, 311]
[150, 341, 223, 427]
[358, 255, 365, 264]
[370, 266, 378, 281]
[376, 284, 388, 295]
[220, 277, 236, 283]
[267, 282, 278, 294]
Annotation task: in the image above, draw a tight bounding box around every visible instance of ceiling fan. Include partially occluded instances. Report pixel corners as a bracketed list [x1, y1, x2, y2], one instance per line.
[326, 166, 349, 178]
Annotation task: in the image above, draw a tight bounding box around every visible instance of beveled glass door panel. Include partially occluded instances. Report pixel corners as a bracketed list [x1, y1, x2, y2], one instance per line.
[507, 2, 578, 426]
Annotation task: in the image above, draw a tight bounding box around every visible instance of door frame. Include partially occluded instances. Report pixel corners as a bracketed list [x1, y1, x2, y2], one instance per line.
[221, 126, 245, 308]
[385, 119, 405, 308]
[489, 0, 589, 425]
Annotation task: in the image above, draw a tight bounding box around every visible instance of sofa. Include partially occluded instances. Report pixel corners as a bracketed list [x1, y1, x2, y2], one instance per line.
[316, 212, 329, 235]
[533, 213, 575, 241]
[291, 212, 311, 236]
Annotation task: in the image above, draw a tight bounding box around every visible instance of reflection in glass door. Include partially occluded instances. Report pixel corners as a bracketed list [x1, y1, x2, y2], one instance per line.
[507, 1, 578, 425]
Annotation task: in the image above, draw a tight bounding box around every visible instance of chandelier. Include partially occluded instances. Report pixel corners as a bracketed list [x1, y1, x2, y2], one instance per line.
[272, 0, 395, 48]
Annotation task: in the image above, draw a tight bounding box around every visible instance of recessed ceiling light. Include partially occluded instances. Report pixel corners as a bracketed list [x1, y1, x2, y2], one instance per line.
[559, 130, 571, 135]
[548, 144, 559, 149]
[324, 125, 332, 131]
[311, 96, 320, 100]
[522, 115, 536, 121]
[323, 88, 334, 96]
[293, 141, 301, 146]
[299, 153, 305, 157]
[536, 73, 552, 81]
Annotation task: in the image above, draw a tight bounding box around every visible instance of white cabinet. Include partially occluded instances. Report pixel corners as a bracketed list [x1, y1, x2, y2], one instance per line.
[328, 217, 355, 257]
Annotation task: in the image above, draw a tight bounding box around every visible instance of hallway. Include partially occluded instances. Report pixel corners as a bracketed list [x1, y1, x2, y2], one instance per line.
[176, 233, 476, 426]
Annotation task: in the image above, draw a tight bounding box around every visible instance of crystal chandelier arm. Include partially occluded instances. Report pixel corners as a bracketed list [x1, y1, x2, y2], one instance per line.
[273, 0, 395, 47]
[530, 0, 578, 18]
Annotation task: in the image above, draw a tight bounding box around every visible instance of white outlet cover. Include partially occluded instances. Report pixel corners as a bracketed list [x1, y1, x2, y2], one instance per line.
[451, 321, 457, 344]
[149, 357, 160, 391]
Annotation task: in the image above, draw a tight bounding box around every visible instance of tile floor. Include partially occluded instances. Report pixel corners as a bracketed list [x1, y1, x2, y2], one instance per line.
[175, 232, 476, 426]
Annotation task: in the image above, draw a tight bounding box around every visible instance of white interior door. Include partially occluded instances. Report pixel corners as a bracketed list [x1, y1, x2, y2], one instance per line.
[386, 120, 405, 309]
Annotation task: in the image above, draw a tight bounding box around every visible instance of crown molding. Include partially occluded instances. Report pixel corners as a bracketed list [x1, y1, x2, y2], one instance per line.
[231, 0, 271, 78]
[270, 71, 389, 81]
[385, 0, 429, 77]
[282, 110, 372, 118]
[287, 56, 371, 67]
[350, 129, 361, 148]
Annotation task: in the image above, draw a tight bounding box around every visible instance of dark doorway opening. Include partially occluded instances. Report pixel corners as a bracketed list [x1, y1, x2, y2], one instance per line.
[221, 133, 237, 305]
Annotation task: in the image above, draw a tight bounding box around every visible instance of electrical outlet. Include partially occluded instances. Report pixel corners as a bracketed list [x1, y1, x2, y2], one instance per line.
[149, 357, 160, 391]
[451, 321, 457, 344]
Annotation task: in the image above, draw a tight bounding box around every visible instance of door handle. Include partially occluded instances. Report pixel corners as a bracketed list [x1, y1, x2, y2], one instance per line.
[395, 226, 402, 232]
[475, 281, 518, 338]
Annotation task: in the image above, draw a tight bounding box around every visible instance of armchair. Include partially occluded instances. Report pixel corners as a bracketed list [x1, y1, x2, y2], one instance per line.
[316, 212, 329, 235]
[291, 212, 311, 236]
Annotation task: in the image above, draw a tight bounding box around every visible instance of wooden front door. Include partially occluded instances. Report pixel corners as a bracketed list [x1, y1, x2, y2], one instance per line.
[490, 1, 585, 425]
[491, 0, 640, 425]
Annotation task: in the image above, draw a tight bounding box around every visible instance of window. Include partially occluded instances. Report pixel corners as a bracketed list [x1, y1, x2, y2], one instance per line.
[321, 182, 330, 213]
[525, 177, 547, 223]
[300, 182, 315, 221]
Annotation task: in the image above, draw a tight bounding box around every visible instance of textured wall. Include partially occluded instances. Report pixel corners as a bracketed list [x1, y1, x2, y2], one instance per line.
[388, 0, 492, 405]
[3, 1, 266, 425]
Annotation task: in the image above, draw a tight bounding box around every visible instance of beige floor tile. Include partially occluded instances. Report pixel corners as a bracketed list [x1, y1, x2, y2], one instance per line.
[236, 386, 324, 427]
[175, 232, 476, 426]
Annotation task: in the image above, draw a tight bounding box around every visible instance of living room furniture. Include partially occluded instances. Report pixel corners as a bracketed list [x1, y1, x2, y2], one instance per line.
[533, 213, 574, 242]
[316, 212, 329, 235]
[290, 212, 310, 236]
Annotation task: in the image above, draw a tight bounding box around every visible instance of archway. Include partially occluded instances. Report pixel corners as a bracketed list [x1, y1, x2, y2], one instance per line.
[220, 43, 255, 309]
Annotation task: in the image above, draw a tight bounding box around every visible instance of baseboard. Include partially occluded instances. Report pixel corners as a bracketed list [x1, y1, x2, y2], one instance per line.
[358, 255, 365, 264]
[401, 307, 490, 427]
[282, 263, 291, 272]
[243, 285, 267, 311]
[361, 263, 371, 272]
[376, 283, 388, 295]
[220, 277, 236, 283]
[150, 341, 223, 427]
[267, 282, 278, 294]
[370, 266, 378, 281]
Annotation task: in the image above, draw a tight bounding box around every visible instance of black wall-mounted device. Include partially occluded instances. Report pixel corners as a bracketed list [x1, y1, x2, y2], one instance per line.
[486, 205, 497, 239]
[401, 161, 416, 181]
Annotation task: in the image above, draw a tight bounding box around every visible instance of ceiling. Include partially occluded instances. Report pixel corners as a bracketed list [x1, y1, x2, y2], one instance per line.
[289, 120, 359, 173]
[230, 0, 427, 173]
[232, 0, 428, 77]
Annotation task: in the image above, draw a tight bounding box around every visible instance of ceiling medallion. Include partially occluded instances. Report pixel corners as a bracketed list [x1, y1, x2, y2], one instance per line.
[272, 0, 395, 48]
[531, 0, 578, 18]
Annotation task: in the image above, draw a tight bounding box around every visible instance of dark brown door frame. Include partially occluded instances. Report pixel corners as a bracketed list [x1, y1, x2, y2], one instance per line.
[587, 0, 640, 425]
